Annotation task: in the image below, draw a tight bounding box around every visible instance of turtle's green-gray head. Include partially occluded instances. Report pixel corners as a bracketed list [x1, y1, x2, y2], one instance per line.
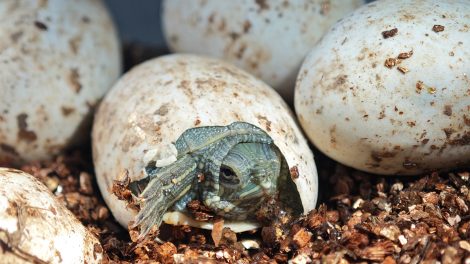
[203, 142, 281, 219]
[220, 142, 280, 191]
[129, 122, 300, 238]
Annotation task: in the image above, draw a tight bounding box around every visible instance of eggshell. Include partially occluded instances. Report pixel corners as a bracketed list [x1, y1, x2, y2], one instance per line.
[0, 168, 103, 264]
[0, 0, 121, 165]
[295, 0, 470, 175]
[93, 54, 317, 231]
[162, 0, 364, 102]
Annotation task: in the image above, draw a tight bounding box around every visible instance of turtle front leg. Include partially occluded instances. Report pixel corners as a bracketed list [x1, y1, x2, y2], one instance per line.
[131, 154, 198, 238]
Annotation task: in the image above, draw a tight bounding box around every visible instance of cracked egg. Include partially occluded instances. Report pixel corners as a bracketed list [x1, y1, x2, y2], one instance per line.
[92, 54, 317, 235]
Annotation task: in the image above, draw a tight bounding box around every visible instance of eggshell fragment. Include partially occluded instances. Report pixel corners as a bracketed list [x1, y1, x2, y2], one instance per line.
[0, 168, 103, 264]
[295, 0, 470, 175]
[93, 54, 317, 231]
[162, 0, 364, 102]
[0, 0, 121, 165]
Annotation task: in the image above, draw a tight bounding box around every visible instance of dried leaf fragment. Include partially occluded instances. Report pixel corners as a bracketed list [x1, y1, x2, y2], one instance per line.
[398, 50, 413, 59]
[382, 28, 398, 38]
[290, 166, 299, 180]
[416, 81, 424, 93]
[187, 200, 215, 221]
[111, 170, 132, 202]
[428, 87, 437, 94]
[219, 228, 237, 246]
[433, 25, 445, 32]
[384, 58, 397, 68]
[357, 240, 395, 261]
[415, 81, 436, 94]
[397, 66, 409, 74]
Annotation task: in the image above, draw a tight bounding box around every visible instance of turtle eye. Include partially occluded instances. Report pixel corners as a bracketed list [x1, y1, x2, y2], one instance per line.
[220, 165, 240, 187]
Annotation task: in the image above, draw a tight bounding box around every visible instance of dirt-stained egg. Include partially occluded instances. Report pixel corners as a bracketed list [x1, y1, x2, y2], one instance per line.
[0, 168, 103, 263]
[162, 0, 364, 102]
[295, 0, 470, 175]
[93, 54, 317, 234]
[0, 0, 121, 166]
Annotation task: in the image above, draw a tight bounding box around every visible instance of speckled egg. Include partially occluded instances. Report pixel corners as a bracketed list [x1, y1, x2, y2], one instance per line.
[0, 0, 121, 166]
[0, 168, 103, 263]
[295, 0, 470, 175]
[162, 0, 364, 102]
[92, 54, 317, 233]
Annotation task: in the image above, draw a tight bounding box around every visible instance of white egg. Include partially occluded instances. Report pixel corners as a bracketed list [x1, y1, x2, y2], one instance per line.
[295, 0, 470, 175]
[162, 0, 364, 102]
[0, 168, 103, 263]
[0, 0, 121, 165]
[92, 54, 317, 233]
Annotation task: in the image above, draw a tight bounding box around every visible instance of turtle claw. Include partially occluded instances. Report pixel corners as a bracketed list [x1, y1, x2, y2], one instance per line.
[132, 196, 166, 239]
[130, 155, 198, 238]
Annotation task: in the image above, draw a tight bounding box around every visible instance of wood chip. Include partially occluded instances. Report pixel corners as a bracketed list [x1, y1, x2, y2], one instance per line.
[292, 228, 312, 248]
[211, 218, 224, 247]
[459, 241, 470, 252]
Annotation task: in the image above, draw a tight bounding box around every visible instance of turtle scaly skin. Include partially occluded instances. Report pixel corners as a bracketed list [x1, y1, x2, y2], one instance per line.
[129, 122, 287, 237]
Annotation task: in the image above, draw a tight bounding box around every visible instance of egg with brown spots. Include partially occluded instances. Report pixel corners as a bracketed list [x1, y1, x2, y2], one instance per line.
[295, 0, 470, 175]
[0, 0, 121, 166]
[0, 168, 103, 263]
[162, 0, 364, 103]
[92, 54, 317, 233]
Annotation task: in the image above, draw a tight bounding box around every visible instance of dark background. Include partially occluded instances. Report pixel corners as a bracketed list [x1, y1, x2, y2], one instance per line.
[104, 0, 164, 47]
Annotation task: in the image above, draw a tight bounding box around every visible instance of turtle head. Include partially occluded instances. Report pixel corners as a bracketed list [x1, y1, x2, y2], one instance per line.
[219, 142, 280, 195]
[203, 142, 282, 219]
